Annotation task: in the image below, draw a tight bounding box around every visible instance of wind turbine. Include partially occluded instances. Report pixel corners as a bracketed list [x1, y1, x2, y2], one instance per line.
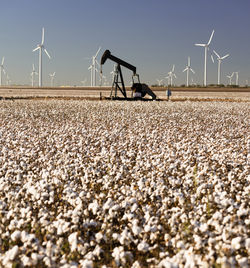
[81, 78, 87, 86]
[195, 30, 215, 86]
[183, 57, 195, 87]
[156, 79, 163, 86]
[0, 57, 6, 86]
[88, 47, 101, 87]
[49, 72, 56, 87]
[167, 65, 177, 86]
[33, 27, 51, 87]
[213, 50, 229, 85]
[226, 72, 234, 85]
[99, 74, 107, 86]
[6, 74, 11, 86]
[31, 64, 38, 87]
[191, 77, 197, 86]
[110, 64, 118, 82]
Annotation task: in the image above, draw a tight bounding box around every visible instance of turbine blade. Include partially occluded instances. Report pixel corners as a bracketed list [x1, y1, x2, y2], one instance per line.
[1, 57, 5, 65]
[172, 65, 175, 72]
[94, 46, 101, 58]
[44, 48, 51, 59]
[190, 68, 195, 74]
[41, 27, 45, 45]
[211, 55, 214, 63]
[183, 68, 188, 72]
[188, 57, 190, 66]
[195, 43, 206, 47]
[95, 60, 100, 66]
[33, 46, 40, 52]
[207, 30, 215, 45]
[213, 50, 220, 58]
[221, 54, 229, 59]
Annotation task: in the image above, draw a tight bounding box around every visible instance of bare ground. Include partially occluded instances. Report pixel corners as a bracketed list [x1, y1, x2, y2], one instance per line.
[0, 86, 249, 102]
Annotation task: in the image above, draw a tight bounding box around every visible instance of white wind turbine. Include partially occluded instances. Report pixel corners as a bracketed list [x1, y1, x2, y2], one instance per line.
[0, 57, 6, 86]
[226, 72, 234, 85]
[183, 57, 195, 87]
[213, 50, 229, 85]
[6, 74, 11, 86]
[167, 65, 177, 86]
[49, 72, 56, 87]
[191, 77, 197, 86]
[88, 47, 101, 87]
[81, 78, 87, 86]
[33, 27, 51, 87]
[110, 64, 118, 82]
[195, 30, 215, 86]
[31, 64, 38, 87]
[99, 74, 107, 86]
[156, 79, 163, 86]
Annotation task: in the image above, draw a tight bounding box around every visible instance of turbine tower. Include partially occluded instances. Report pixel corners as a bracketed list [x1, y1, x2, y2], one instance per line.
[213, 50, 229, 85]
[183, 57, 195, 87]
[167, 65, 177, 86]
[31, 64, 38, 87]
[49, 72, 56, 87]
[226, 72, 234, 85]
[33, 27, 51, 87]
[0, 57, 6, 86]
[235, 72, 239, 86]
[195, 30, 214, 86]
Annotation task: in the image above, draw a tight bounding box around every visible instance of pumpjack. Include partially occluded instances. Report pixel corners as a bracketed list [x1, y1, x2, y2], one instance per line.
[100, 50, 157, 100]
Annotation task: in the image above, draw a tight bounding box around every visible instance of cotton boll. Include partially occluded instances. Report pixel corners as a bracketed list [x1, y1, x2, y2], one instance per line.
[88, 200, 99, 215]
[137, 241, 149, 252]
[79, 259, 93, 268]
[68, 232, 78, 252]
[231, 237, 242, 250]
[2, 245, 19, 266]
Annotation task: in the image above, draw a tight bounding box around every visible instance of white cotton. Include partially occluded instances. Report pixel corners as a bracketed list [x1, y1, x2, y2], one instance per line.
[137, 241, 149, 252]
[68, 232, 78, 252]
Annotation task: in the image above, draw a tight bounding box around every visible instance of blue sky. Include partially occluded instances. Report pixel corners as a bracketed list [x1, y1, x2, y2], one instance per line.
[1, 0, 250, 86]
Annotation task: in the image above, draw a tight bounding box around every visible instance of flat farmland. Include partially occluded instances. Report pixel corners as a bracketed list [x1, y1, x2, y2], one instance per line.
[0, 99, 249, 267]
[0, 86, 249, 101]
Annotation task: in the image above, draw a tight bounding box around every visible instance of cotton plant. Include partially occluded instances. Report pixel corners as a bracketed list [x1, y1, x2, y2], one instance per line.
[0, 100, 249, 267]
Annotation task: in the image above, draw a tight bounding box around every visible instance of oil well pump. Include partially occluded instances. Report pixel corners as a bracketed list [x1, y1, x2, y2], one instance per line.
[100, 50, 157, 100]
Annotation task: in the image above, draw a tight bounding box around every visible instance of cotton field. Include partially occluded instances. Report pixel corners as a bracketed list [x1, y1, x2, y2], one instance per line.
[0, 100, 249, 267]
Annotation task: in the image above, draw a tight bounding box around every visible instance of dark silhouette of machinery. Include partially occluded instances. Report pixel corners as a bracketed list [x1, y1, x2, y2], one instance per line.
[100, 50, 156, 100]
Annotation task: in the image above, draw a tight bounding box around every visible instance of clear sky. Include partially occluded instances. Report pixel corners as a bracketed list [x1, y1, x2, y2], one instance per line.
[1, 0, 250, 86]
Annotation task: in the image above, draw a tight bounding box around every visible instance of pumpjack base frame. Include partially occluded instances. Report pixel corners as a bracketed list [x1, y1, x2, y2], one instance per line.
[105, 96, 161, 101]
